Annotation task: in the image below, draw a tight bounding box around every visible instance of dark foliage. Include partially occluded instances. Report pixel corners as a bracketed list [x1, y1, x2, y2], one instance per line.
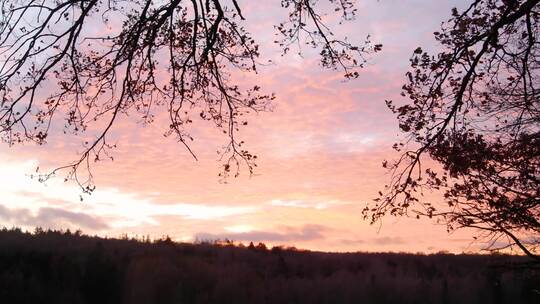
[0, 227, 539, 304]
[371, 0, 540, 260]
[0, 0, 379, 190]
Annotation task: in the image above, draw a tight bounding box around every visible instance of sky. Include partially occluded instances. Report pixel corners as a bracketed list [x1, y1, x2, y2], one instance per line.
[0, 0, 488, 253]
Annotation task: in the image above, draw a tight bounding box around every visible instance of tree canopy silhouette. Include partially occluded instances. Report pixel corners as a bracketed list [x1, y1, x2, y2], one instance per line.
[0, 0, 379, 191]
[369, 0, 540, 260]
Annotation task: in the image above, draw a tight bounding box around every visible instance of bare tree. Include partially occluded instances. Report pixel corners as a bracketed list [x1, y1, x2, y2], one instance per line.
[0, 0, 379, 192]
[369, 0, 540, 260]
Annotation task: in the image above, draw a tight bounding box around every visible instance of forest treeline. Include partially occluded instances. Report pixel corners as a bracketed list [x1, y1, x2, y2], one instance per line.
[0, 227, 538, 304]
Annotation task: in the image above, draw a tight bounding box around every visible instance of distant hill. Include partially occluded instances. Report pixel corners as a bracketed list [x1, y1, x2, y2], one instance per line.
[0, 227, 538, 304]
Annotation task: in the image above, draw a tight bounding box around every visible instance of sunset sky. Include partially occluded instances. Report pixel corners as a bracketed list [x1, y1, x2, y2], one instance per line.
[0, 0, 484, 253]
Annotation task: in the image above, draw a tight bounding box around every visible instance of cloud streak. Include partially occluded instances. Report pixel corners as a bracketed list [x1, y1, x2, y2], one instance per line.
[0, 205, 108, 230]
[195, 224, 328, 243]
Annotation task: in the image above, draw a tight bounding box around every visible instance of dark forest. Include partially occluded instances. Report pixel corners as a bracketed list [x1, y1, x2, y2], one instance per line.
[0, 228, 538, 304]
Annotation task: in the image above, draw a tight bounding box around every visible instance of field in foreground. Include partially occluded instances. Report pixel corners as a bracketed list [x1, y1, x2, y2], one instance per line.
[0, 228, 538, 304]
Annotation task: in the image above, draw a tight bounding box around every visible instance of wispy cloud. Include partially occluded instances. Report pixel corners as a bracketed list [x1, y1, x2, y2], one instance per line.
[268, 199, 346, 210]
[195, 224, 328, 243]
[0, 205, 108, 230]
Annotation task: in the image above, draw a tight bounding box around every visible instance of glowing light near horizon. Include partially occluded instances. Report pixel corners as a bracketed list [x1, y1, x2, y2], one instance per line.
[225, 225, 255, 233]
[0, 157, 258, 229]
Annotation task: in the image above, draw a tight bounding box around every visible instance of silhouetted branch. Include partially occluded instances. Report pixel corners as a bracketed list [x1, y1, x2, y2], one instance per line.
[0, 0, 378, 191]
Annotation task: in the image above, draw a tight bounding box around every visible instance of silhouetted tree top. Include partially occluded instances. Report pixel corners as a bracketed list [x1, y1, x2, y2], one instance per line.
[2, 227, 538, 304]
[369, 0, 540, 260]
[0, 0, 380, 190]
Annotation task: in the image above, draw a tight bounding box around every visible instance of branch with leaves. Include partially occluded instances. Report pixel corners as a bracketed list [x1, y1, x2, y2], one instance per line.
[369, 0, 540, 260]
[0, 0, 379, 191]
